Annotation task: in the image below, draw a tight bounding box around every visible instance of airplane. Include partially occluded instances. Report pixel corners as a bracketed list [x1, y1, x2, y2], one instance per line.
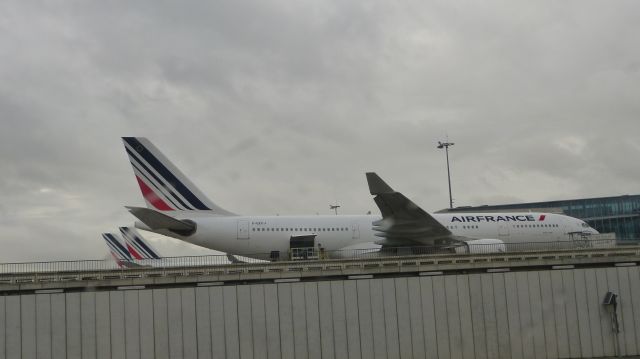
[122, 137, 599, 260]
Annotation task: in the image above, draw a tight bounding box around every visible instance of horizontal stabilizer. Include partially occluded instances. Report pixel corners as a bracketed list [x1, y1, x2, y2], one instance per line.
[126, 206, 196, 236]
[226, 254, 246, 264]
[366, 172, 394, 195]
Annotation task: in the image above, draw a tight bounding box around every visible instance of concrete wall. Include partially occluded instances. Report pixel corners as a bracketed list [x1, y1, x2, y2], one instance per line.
[1, 266, 639, 359]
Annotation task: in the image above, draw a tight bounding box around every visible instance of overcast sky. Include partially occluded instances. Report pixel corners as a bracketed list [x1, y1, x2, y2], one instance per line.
[1, 1, 639, 262]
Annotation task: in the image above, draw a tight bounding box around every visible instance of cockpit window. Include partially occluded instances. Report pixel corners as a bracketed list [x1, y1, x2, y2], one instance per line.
[581, 222, 589, 228]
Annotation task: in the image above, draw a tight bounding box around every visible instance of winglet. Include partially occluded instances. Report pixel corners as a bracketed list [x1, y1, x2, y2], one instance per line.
[366, 172, 395, 195]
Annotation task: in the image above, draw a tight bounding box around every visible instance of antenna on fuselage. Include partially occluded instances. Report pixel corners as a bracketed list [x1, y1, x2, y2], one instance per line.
[330, 203, 340, 215]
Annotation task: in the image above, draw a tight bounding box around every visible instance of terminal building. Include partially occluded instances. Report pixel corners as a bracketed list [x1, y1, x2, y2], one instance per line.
[443, 194, 640, 241]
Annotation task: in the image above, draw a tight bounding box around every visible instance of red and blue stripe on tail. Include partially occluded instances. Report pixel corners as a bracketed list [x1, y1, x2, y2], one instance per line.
[122, 137, 234, 215]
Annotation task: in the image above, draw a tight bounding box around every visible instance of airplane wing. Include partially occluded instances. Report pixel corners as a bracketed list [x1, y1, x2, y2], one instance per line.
[366, 172, 461, 247]
[226, 254, 246, 264]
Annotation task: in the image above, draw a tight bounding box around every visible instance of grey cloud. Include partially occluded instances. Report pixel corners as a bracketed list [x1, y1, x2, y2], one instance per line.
[1, 1, 639, 261]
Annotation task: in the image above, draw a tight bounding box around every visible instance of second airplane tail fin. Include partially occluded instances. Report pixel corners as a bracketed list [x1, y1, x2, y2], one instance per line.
[122, 137, 234, 215]
[119, 227, 161, 260]
[102, 233, 133, 268]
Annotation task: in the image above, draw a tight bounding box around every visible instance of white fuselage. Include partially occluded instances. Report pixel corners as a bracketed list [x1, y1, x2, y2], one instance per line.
[136, 212, 598, 256]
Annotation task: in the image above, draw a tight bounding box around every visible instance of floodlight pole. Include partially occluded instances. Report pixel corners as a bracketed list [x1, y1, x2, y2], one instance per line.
[330, 204, 340, 215]
[437, 141, 454, 209]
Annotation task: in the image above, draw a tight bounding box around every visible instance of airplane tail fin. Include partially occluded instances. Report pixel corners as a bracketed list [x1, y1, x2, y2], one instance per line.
[122, 137, 234, 215]
[102, 233, 133, 268]
[119, 227, 161, 260]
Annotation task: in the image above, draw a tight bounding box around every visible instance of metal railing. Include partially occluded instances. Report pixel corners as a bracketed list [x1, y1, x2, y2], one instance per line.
[0, 238, 630, 276]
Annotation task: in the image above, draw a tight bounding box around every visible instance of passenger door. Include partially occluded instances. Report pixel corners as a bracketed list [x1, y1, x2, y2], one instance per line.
[351, 222, 360, 239]
[237, 220, 249, 240]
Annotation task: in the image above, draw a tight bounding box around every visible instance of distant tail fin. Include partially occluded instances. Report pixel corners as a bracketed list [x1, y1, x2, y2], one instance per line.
[122, 137, 234, 214]
[119, 227, 161, 260]
[102, 233, 133, 268]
